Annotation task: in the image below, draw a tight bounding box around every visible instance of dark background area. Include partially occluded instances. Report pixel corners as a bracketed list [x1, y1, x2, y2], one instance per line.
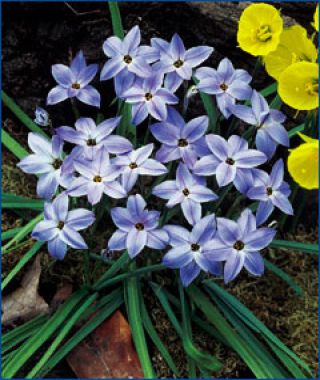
[2, 2, 316, 124]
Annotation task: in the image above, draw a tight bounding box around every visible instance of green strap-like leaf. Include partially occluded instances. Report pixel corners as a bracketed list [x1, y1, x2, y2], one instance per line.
[37, 292, 123, 377]
[193, 76, 218, 133]
[3, 212, 43, 253]
[264, 258, 303, 296]
[2, 129, 28, 159]
[187, 284, 274, 378]
[26, 293, 98, 378]
[3, 289, 89, 378]
[150, 281, 222, 373]
[139, 283, 180, 376]
[2, 91, 48, 137]
[204, 281, 312, 376]
[270, 239, 318, 255]
[126, 263, 155, 378]
[2, 241, 45, 290]
[108, 2, 124, 39]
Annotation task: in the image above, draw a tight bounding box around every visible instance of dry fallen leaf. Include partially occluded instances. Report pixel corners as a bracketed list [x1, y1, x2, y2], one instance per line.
[50, 283, 73, 311]
[67, 310, 143, 378]
[2, 255, 49, 325]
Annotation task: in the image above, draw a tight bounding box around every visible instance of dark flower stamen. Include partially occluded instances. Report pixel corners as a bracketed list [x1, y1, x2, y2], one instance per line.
[129, 162, 138, 169]
[178, 138, 188, 147]
[135, 223, 144, 231]
[123, 55, 133, 64]
[220, 83, 228, 91]
[87, 138, 97, 146]
[72, 83, 81, 90]
[57, 221, 65, 230]
[191, 243, 200, 251]
[174, 59, 184, 68]
[233, 240, 245, 251]
[266, 187, 273, 196]
[52, 159, 63, 169]
[182, 188, 190, 196]
[93, 175, 102, 183]
[145, 92, 153, 101]
[225, 157, 235, 165]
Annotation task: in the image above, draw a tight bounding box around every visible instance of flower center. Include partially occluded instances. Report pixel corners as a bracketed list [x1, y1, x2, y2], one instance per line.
[266, 186, 273, 196]
[233, 240, 245, 251]
[225, 157, 235, 165]
[256, 25, 272, 42]
[145, 92, 153, 101]
[174, 59, 184, 68]
[52, 158, 63, 170]
[93, 175, 102, 183]
[123, 54, 133, 64]
[71, 82, 81, 90]
[57, 221, 65, 230]
[182, 188, 190, 196]
[129, 162, 138, 170]
[305, 81, 318, 96]
[178, 138, 188, 147]
[191, 243, 200, 252]
[220, 83, 228, 91]
[87, 138, 97, 146]
[135, 223, 144, 231]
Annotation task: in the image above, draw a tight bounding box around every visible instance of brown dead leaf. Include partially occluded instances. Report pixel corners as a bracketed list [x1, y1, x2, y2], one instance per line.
[67, 310, 143, 378]
[2, 255, 49, 325]
[50, 283, 73, 311]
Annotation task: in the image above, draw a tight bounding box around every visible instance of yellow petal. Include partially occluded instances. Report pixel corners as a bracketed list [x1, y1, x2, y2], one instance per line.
[312, 5, 319, 32]
[278, 62, 318, 110]
[264, 25, 317, 80]
[298, 133, 318, 144]
[287, 140, 319, 189]
[237, 3, 283, 57]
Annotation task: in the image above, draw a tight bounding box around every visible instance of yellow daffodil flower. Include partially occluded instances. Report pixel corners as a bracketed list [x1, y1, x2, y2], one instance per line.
[288, 133, 318, 189]
[278, 62, 318, 110]
[312, 5, 318, 32]
[264, 25, 317, 80]
[237, 3, 283, 56]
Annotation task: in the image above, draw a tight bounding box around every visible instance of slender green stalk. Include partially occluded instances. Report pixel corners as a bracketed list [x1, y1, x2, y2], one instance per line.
[264, 259, 303, 296]
[150, 281, 222, 372]
[95, 263, 165, 291]
[126, 263, 155, 378]
[70, 98, 80, 119]
[204, 281, 312, 377]
[93, 251, 129, 289]
[108, 2, 125, 38]
[2, 315, 49, 354]
[2, 241, 45, 290]
[26, 293, 98, 378]
[3, 289, 89, 378]
[251, 57, 262, 82]
[1, 227, 23, 241]
[37, 293, 123, 377]
[138, 282, 180, 376]
[269, 239, 318, 255]
[3, 212, 43, 252]
[187, 284, 271, 378]
[2, 91, 48, 137]
[2, 129, 28, 159]
[2, 239, 33, 255]
[179, 282, 196, 377]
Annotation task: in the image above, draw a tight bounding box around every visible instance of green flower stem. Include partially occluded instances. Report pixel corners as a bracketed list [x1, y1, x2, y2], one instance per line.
[2, 90, 48, 137]
[94, 263, 165, 291]
[126, 262, 155, 378]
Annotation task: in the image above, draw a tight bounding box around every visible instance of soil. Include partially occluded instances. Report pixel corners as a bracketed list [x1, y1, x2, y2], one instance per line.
[2, 2, 318, 378]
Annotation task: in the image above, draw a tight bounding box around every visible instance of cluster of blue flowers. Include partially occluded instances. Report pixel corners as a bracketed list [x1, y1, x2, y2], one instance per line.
[18, 26, 293, 286]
